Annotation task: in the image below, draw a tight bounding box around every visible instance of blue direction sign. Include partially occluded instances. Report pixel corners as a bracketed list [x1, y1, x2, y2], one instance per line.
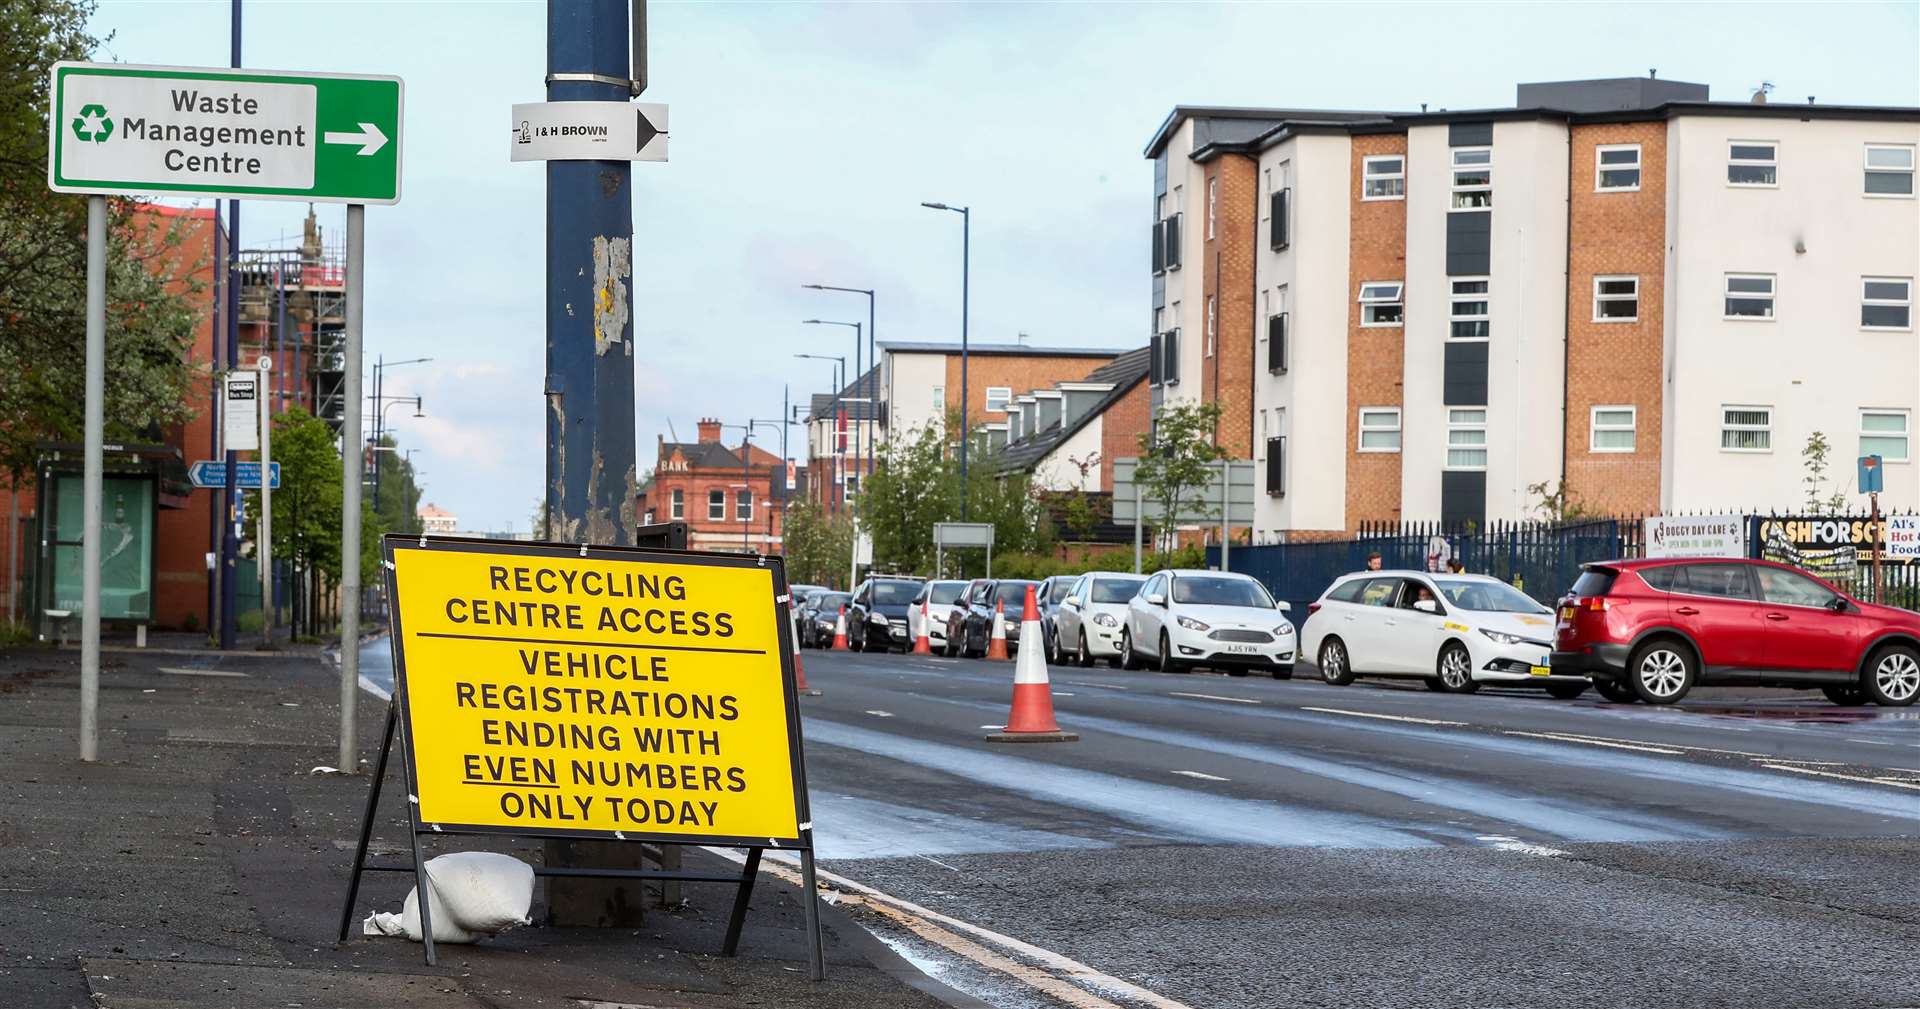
[189, 460, 280, 489]
[1860, 455, 1885, 494]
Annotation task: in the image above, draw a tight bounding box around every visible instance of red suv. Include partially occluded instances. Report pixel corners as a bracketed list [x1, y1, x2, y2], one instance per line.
[1550, 558, 1920, 706]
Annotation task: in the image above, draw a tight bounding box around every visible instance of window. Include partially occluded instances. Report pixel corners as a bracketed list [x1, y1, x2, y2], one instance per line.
[1864, 144, 1915, 196]
[1593, 275, 1638, 322]
[670, 488, 684, 520]
[845, 474, 860, 497]
[1205, 295, 1216, 357]
[1449, 279, 1489, 339]
[736, 489, 753, 521]
[1590, 406, 1636, 452]
[931, 384, 944, 407]
[1363, 155, 1405, 199]
[1727, 142, 1777, 186]
[1358, 578, 1402, 607]
[1450, 147, 1491, 210]
[1755, 567, 1840, 609]
[1446, 408, 1487, 469]
[1724, 274, 1776, 319]
[1862, 277, 1913, 329]
[1155, 329, 1181, 385]
[1685, 563, 1756, 600]
[1269, 186, 1291, 249]
[707, 489, 725, 520]
[1595, 144, 1641, 191]
[985, 387, 1011, 412]
[1162, 213, 1182, 271]
[1861, 410, 1910, 463]
[1359, 281, 1404, 327]
[1358, 408, 1401, 452]
[1267, 312, 1289, 373]
[1721, 406, 1772, 452]
[1265, 435, 1286, 497]
[1206, 177, 1217, 239]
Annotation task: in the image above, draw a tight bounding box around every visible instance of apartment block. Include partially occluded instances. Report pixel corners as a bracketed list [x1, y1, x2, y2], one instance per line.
[1146, 78, 1919, 538]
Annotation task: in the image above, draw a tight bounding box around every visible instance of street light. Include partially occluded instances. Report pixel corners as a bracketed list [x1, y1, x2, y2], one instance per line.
[368, 396, 424, 516]
[804, 284, 876, 493]
[795, 352, 845, 515]
[801, 319, 863, 512]
[920, 201, 970, 519]
[724, 420, 784, 554]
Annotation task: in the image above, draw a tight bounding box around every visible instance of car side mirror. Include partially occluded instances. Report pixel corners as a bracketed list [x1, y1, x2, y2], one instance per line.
[1828, 597, 1849, 612]
[1413, 599, 1439, 614]
[1275, 600, 1291, 612]
[1064, 596, 1080, 608]
[1146, 592, 1167, 607]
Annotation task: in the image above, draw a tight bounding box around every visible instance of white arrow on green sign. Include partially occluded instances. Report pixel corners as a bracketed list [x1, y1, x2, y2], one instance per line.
[47, 62, 403, 204]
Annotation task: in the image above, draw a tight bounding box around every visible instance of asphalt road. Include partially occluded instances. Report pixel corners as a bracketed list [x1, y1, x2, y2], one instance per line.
[358, 639, 1920, 1008]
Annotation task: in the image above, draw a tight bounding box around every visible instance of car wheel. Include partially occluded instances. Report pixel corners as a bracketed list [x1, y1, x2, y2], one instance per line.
[1157, 632, 1186, 674]
[1047, 626, 1063, 666]
[1628, 638, 1696, 704]
[1318, 638, 1355, 686]
[1435, 642, 1478, 693]
[1120, 628, 1141, 670]
[1545, 681, 1588, 700]
[1076, 629, 1094, 668]
[1593, 678, 1637, 703]
[1821, 683, 1867, 706]
[1863, 644, 1920, 707]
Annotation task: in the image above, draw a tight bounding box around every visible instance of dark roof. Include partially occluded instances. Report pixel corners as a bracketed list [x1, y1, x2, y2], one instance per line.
[805, 365, 881, 422]
[659, 440, 743, 470]
[878, 341, 1128, 358]
[1144, 105, 1390, 158]
[996, 347, 1151, 474]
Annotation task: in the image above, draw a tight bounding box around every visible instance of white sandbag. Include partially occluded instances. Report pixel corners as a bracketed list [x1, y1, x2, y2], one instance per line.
[360, 851, 533, 944]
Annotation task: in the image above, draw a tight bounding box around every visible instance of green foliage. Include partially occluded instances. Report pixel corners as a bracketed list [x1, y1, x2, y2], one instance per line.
[1134, 402, 1228, 550]
[370, 435, 423, 536]
[1801, 431, 1849, 515]
[237, 610, 264, 634]
[781, 500, 853, 589]
[1525, 479, 1591, 524]
[241, 407, 386, 584]
[854, 418, 1053, 578]
[0, 620, 34, 646]
[0, 1, 204, 480]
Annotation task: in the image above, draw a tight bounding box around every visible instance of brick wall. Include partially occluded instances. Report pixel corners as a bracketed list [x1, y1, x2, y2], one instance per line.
[1345, 133, 1408, 527]
[1098, 380, 1152, 491]
[1565, 121, 1666, 515]
[1202, 154, 1258, 458]
[944, 353, 1119, 429]
[638, 443, 787, 551]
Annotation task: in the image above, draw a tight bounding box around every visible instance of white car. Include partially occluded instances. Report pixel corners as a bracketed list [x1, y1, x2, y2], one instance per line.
[908, 580, 969, 651]
[1121, 569, 1296, 678]
[1300, 570, 1588, 698]
[1054, 572, 1147, 667]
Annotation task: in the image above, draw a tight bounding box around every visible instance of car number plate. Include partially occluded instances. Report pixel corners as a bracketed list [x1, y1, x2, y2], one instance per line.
[1529, 664, 1551, 676]
[1558, 606, 1575, 620]
[1225, 644, 1259, 654]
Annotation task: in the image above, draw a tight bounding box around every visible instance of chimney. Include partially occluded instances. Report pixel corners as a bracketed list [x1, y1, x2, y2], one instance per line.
[696, 418, 722, 443]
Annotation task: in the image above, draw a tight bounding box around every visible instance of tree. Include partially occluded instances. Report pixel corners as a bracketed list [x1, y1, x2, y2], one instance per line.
[369, 435, 423, 535]
[1801, 431, 1850, 515]
[855, 418, 1054, 577]
[1134, 402, 1227, 550]
[781, 500, 853, 588]
[1525, 479, 1591, 524]
[0, 1, 204, 482]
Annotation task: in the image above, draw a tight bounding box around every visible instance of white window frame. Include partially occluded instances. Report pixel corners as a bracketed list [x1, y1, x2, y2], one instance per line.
[1720, 405, 1773, 453]
[1863, 144, 1915, 198]
[1362, 155, 1405, 200]
[1449, 277, 1489, 341]
[736, 489, 753, 521]
[1861, 409, 1911, 464]
[1727, 141, 1778, 187]
[1358, 408, 1402, 453]
[670, 488, 684, 520]
[707, 489, 726, 520]
[1862, 276, 1913, 331]
[1589, 405, 1637, 453]
[1449, 147, 1492, 211]
[1445, 408, 1488, 470]
[1358, 281, 1404, 328]
[1592, 275, 1639, 323]
[984, 386, 1012, 412]
[1205, 294, 1216, 357]
[1206, 176, 1218, 239]
[1723, 273, 1776, 321]
[1595, 144, 1642, 191]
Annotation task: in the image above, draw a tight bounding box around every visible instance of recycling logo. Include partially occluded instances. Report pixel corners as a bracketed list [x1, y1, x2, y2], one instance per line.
[72, 103, 112, 143]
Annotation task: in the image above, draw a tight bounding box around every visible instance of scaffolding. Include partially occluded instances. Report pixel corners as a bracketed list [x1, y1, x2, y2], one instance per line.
[236, 210, 349, 434]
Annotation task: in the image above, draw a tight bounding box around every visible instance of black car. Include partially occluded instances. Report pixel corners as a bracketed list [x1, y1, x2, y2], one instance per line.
[798, 591, 850, 649]
[953, 579, 1040, 658]
[848, 576, 926, 653]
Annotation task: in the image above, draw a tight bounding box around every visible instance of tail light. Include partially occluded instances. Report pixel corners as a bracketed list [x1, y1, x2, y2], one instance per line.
[1307, 602, 1322, 616]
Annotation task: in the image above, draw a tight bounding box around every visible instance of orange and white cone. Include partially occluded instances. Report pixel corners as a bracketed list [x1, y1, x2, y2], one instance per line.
[985, 599, 1010, 661]
[830, 605, 850, 651]
[791, 615, 822, 696]
[911, 599, 933, 654]
[986, 584, 1078, 742]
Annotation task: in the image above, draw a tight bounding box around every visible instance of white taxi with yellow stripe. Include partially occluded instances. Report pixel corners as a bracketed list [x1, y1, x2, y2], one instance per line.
[1300, 570, 1590, 699]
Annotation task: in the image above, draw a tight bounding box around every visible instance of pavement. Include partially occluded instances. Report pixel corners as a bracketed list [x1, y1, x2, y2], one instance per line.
[0, 633, 969, 1009]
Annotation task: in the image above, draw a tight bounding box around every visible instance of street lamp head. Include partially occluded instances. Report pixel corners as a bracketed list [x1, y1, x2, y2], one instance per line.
[921, 202, 949, 211]
[801, 318, 823, 325]
[802, 284, 823, 290]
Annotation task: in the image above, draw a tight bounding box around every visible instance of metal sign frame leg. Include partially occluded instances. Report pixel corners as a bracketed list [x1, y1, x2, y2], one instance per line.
[336, 699, 398, 942]
[720, 846, 762, 956]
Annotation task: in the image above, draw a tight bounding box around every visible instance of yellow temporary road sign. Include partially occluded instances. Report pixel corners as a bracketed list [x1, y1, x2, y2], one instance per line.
[385, 537, 807, 845]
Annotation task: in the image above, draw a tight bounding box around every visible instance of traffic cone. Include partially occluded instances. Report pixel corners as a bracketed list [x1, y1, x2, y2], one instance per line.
[830, 605, 849, 651]
[792, 619, 822, 696]
[911, 599, 933, 655]
[985, 599, 1010, 661]
[986, 584, 1078, 743]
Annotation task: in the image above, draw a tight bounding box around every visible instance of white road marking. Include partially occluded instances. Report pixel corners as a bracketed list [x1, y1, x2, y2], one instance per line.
[918, 854, 962, 872]
[1169, 691, 1261, 705]
[157, 667, 249, 678]
[1504, 730, 1683, 755]
[1847, 737, 1895, 746]
[1761, 763, 1920, 791]
[708, 848, 1194, 1009]
[1475, 834, 1570, 857]
[1064, 681, 1130, 690]
[1300, 706, 1465, 726]
[1171, 770, 1230, 782]
[979, 724, 1004, 730]
[1054, 691, 1077, 697]
[864, 710, 895, 718]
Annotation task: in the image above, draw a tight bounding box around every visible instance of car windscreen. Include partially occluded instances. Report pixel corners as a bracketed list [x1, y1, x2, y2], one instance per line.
[1171, 576, 1274, 608]
[1432, 579, 1549, 614]
[929, 582, 966, 605]
[814, 593, 849, 611]
[1090, 578, 1145, 603]
[1044, 578, 1075, 603]
[871, 581, 920, 606]
[993, 581, 1038, 604]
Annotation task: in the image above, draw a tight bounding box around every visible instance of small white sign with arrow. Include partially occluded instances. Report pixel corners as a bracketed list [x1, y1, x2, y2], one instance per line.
[510, 101, 667, 163]
[323, 121, 388, 157]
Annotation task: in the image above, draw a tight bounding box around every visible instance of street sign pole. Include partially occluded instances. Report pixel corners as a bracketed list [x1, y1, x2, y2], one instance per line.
[79, 195, 106, 762]
[257, 356, 273, 646]
[339, 205, 364, 774]
[1219, 459, 1230, 573]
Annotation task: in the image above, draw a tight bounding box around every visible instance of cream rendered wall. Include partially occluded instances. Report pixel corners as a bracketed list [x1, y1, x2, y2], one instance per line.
[1400, 124, 1451, 522]
[883, 351, 949, 441]
[1032, 418, 1105, 493]
[1252, 132, 1352, 536]
[1161, 120, 1206, 411]
[1485, 119, 1569, 522]
[1665, 115, 1920, 512]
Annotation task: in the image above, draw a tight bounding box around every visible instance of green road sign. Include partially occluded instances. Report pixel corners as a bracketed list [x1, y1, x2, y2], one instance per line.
[48, 61, 403, 204]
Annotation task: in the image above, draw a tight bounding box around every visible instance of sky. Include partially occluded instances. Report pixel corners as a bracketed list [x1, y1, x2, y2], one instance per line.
[88, 1, 1920, 534]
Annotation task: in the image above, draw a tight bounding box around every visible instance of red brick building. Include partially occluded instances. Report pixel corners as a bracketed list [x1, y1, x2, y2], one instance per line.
[636, 419, 793, 553]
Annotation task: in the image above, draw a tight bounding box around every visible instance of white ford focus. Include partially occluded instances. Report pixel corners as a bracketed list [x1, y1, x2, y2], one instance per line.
[1121, 569, 1296, 678]
[1300, 570, 1589, 698]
